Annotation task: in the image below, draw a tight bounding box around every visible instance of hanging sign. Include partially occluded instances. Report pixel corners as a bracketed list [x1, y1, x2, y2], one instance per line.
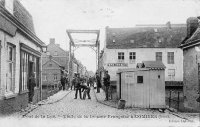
[107, 63, 128, 67]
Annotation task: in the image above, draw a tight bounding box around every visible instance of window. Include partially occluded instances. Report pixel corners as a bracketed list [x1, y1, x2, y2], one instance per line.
[21, 51, 28, 91]
[129, 52, 136, 63]
[54, 51, 58, 56]
[168, 69, 175, 81]
[137, 76, 143, 83]
[167, 52, 174, 64]
[21, 51, 40, 91]
[43, 74, 47, 81]
[6, 43, 15, 93]
[118, 52, 124, 62]
[156, 52, 162, 61]
[54, 74, 57, 81]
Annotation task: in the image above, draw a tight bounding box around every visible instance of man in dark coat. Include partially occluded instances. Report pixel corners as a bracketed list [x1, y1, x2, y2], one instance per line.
[103, 70, 110, 101]
[96, 73, 101, 93]
[74, 73, 82, 99]
[28, 73, 36, 103]
[60, 75, 66, 90]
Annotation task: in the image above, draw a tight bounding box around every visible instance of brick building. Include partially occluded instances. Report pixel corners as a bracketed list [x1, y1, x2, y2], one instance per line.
[0, 0, 45, 114]
[42, 38, 86, 87]
[42, 38, 69, 70]
[180, 17, 200, 112]
[42, 39, 68, 88]
[42, 56, 62, 87]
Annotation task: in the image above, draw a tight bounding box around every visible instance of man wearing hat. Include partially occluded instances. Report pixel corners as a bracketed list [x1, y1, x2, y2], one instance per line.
[96, 72, 101, 93]
[74, 73, 82, 99]
[103, 70, 110, 101]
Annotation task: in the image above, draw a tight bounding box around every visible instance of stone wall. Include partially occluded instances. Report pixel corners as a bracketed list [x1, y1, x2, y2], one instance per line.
[183, 46, 200, 112]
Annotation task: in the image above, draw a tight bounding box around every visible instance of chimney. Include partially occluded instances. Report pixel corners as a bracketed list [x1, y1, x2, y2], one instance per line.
[49, 38, 55, 44]
[166, 21, 171, 29]
[5, 0, 14, 14]
[187, 17, 199, 37]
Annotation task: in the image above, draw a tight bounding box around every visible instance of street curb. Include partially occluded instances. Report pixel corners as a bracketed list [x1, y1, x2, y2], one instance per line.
[92, 88, 117, 108]
[45, 90, 72, 105]
[22, 90, 72, 117]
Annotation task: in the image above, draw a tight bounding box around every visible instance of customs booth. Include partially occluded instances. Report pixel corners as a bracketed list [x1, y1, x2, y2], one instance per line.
[117, 61, 166, 109]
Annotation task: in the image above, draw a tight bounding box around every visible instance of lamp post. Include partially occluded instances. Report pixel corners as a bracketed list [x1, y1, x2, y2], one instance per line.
[40, 45, 47, 101]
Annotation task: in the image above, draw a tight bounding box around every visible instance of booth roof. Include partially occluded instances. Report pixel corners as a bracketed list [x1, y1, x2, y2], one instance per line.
[142, 61, 166, 69]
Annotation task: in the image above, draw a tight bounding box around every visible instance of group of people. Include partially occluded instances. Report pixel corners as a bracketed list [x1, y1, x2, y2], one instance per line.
[70, 70, 110, 101]
[72, 73, 91, 100]
[59, 70, 110, 101]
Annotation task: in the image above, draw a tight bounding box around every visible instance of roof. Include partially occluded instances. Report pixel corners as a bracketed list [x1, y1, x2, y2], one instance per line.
[137, 61, 166, 70]
[0, 0, 45, 46]
[117, 68, 149, 73]
[13, 0, 35, 34]
[180, 27, 200, 48]
[106, 24, 186, 49]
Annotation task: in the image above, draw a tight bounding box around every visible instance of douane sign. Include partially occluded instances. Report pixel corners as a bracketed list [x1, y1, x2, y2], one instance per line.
[107, 63, 128, 67]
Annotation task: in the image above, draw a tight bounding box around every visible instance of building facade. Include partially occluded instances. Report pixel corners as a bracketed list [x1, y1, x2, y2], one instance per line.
[0, 0, 45, 114]
[42, 57, 62, 87]
[180, 17, 200, 112]
[42, 38, 69, 71]
[42, 39, 68, 88]
[103, 23, 186, 86]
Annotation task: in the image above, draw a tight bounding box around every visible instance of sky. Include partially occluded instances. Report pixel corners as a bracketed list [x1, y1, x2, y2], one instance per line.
[20, 0, 200, 72]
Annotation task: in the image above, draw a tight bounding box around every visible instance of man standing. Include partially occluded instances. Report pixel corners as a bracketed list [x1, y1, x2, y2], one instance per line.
[60, 75, 66, 90]
[74, 73, 82, 99]
[103, 70, 110, 101]
[28, 73, 36, 104]
[96, 73, 101, 93]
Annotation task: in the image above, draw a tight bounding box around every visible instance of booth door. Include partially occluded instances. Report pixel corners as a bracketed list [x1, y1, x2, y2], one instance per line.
[121, 72, 135, 107]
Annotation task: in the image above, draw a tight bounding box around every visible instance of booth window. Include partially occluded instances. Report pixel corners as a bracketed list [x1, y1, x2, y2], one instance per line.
[137, 76, 143, 83]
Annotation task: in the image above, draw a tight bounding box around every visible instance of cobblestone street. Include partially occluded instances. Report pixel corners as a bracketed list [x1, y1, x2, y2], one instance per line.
[3, 88, 195, 126]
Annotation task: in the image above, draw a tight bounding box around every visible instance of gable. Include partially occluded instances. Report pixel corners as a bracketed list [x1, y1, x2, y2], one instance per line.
[180, 27, 200, 48]
[42, 60, 60, 69]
